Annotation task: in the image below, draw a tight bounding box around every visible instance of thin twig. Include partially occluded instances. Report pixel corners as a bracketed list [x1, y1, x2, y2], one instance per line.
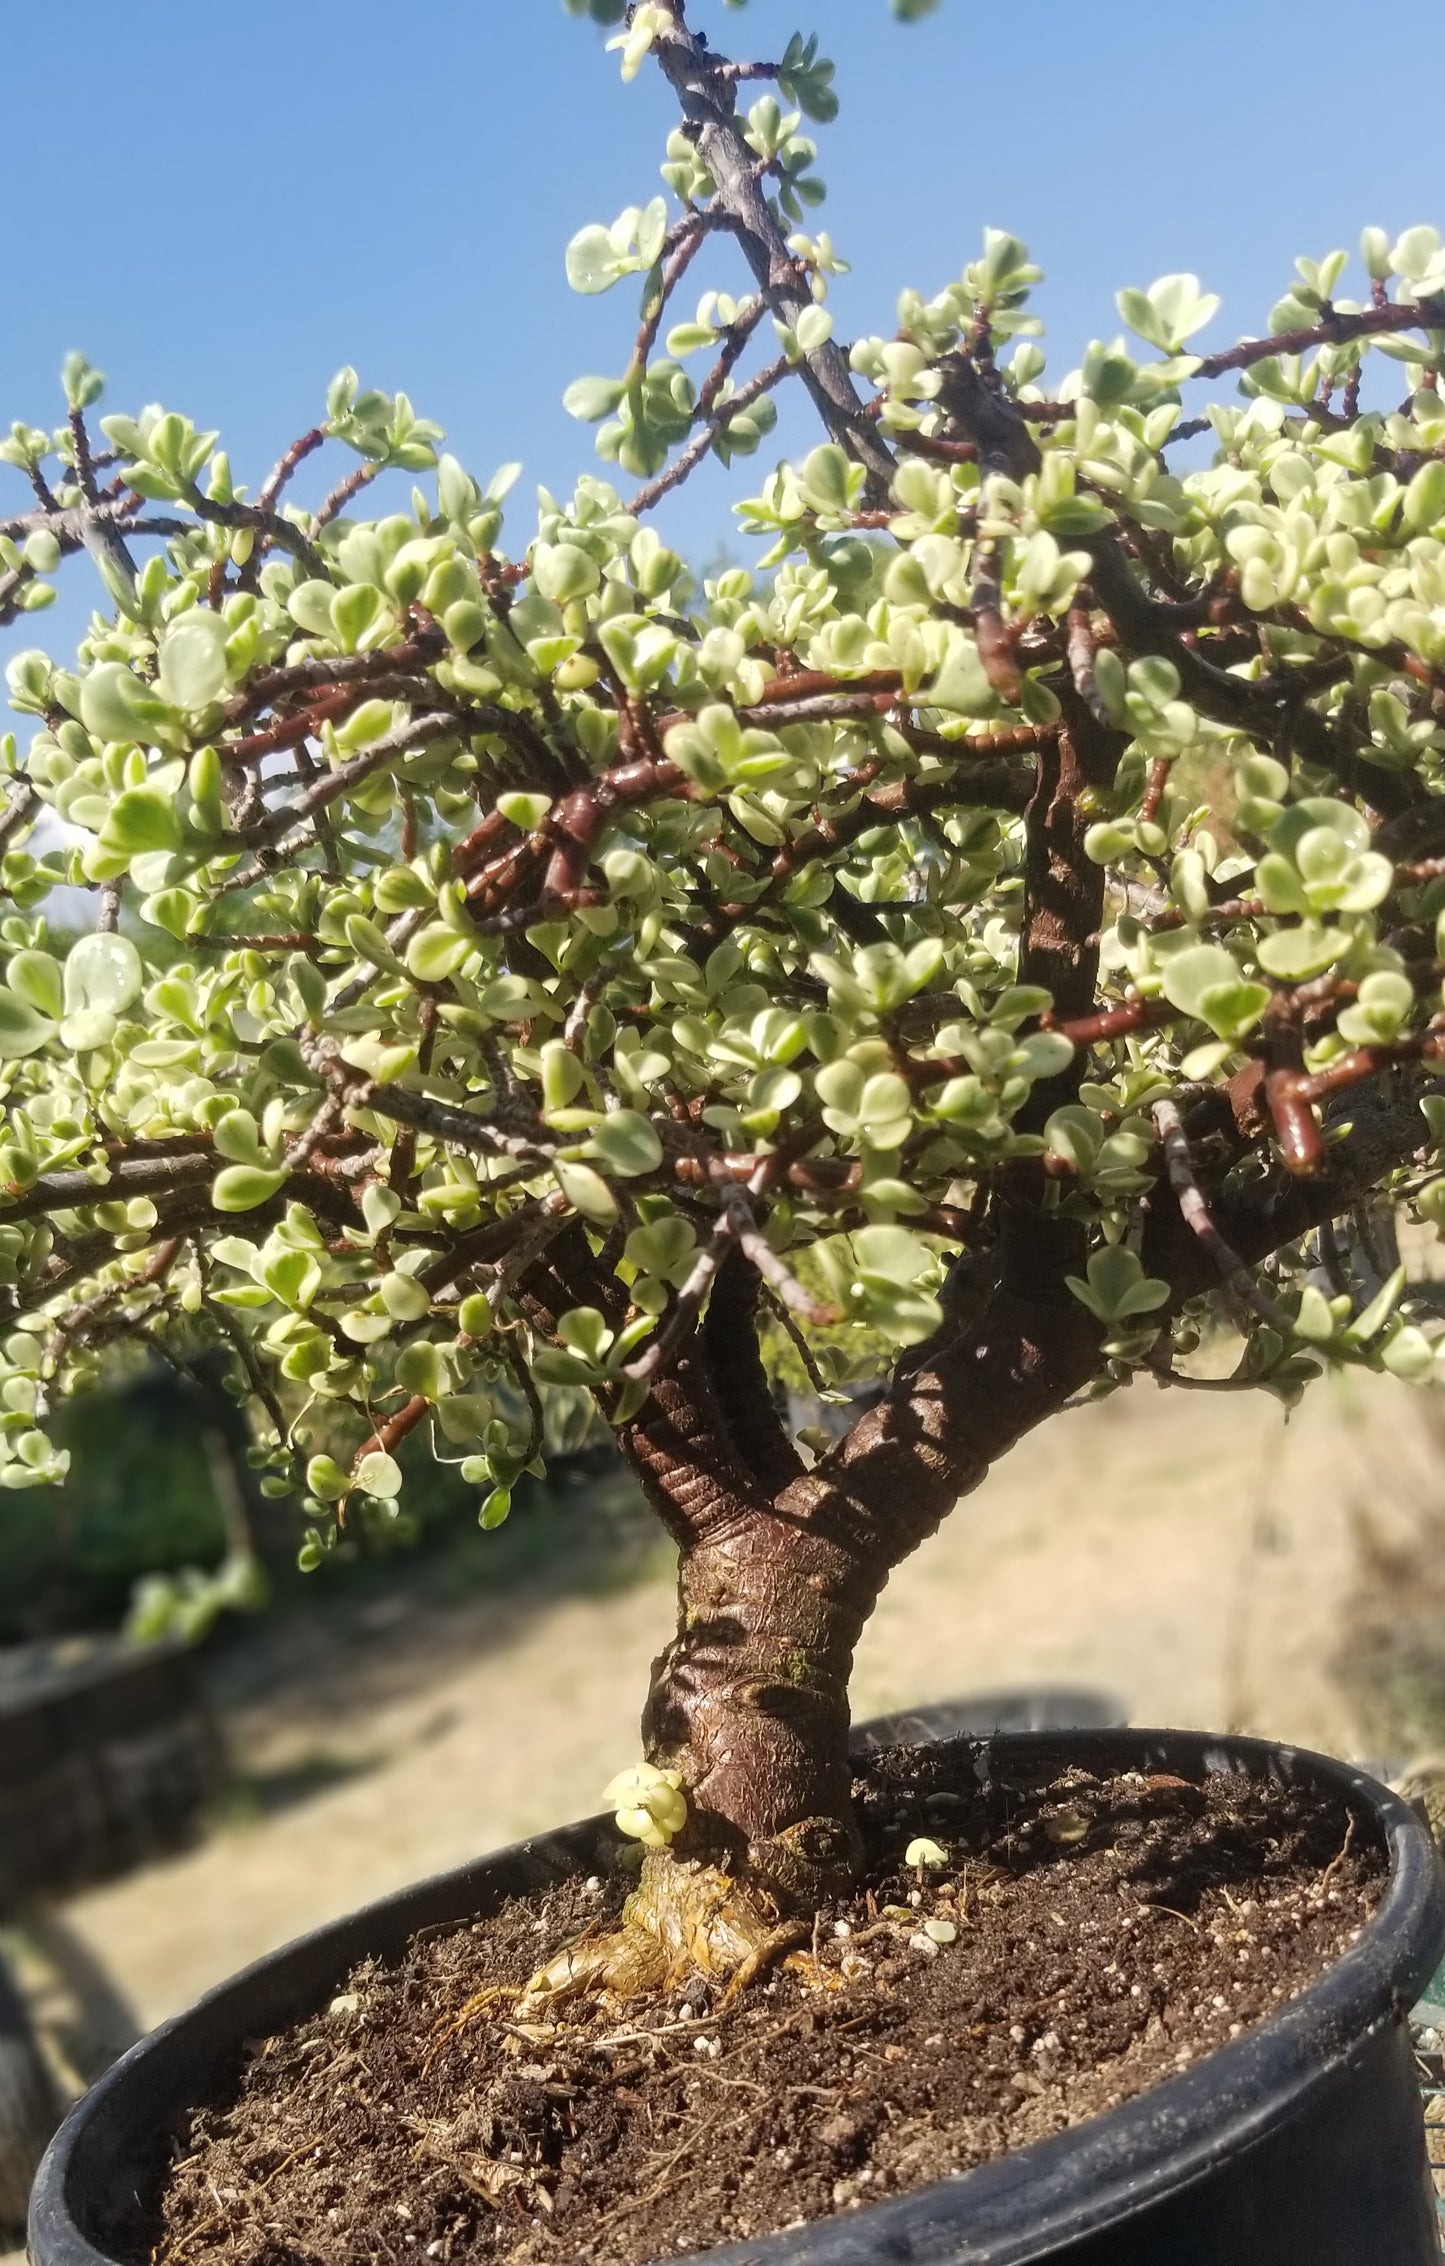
[183, 488, 328, 581]
[626, 353, 793, 518]
[202, 1289, 300, 1478]
[44, 1237, 183, 1366]
[0, 778, 36, 849]
[1066, 599, 1112, 727]
[725, 1192, 841, 1325]
[257, 427, 326, 511]
[500, 1329, 546, 1464]
[313, 460, 379, 532]
[237, 711, 460, 857]
[623, 1210, 740, 1384]
[1152, 1099, 1294, 1331]
[1194, 294, 1445, 380]
[761, 1285, 832, 1398]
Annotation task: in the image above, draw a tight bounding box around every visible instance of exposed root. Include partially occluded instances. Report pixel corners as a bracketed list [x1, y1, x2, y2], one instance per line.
[518, 1851, 803, 2015]
[720, 1917, 810, 2005]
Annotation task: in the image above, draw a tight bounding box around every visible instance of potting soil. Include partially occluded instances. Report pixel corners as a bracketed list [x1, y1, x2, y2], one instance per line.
[153, 1743, 1383, 2266]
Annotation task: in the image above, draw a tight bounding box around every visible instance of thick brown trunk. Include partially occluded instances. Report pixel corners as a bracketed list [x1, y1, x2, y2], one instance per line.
[637, 1209, 1102, 1907]
[642, 1514, 872, 1902]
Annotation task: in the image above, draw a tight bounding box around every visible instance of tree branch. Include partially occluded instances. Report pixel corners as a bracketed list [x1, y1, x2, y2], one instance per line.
[1151, 1098, 1293, 1330]
[0, 1149, 215, 1224]
[652, 17, 894, 501]
[525, 1224, 765, 1550]
[182, 487, 329, 582]
[1018, 694, 1124, 1029]
[700, 1248, 805, 1495]
[1193, 293, 1445, 379]
[0, 778, 37, 849]
[625, 350, 791, 518]
[776, 1204, 1099, 1575]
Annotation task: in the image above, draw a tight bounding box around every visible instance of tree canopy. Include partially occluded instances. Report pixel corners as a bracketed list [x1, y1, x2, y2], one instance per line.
[1, 1, 1444, 1644]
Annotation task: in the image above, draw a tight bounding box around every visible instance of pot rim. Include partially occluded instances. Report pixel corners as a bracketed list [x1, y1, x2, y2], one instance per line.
[28, 1726, 1445, 2266]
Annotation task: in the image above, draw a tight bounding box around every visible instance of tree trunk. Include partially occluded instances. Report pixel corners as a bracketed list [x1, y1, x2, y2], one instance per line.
[634, 1209, 1103, 1909]
[643, 1515, 875, 1902]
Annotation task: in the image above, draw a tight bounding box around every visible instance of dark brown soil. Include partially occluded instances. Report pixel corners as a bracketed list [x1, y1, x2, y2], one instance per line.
[153, 1745, 1382, 2266]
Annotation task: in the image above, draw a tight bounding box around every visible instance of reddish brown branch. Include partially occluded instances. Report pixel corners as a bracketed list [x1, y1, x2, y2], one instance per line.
[1018, 701, 1121, 1030]
[1194, 295, 1445, 380]
[626, 351, 793, 517]
[223, 624, 448, 727]
[1265, 1069, 1325, 1177]
[221, 688, 364, 764]
[1293, 1029, 1445, 1104]
[355, 1394, 431, 1469]
[893, 431, 978, 465]
[313, 460, 379, 532]
[1046, 995, 1174, 1046]
[971, 547, 1023, 705]
[258, 427, 326, 511]
[1143, 893, 1266, 937]
[539, 753, 692, 900]
[1140, 757, 1172, 825]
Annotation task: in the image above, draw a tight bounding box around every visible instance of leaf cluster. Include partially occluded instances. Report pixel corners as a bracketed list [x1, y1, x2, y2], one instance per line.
[1, 6, 1444, 1564]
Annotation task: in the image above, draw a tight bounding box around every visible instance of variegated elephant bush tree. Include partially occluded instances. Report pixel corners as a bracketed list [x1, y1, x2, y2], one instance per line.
[2, 0, 1445, 1977]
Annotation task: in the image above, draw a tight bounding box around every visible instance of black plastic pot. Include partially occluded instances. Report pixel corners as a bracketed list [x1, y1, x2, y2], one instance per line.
[851, 1688, 1127, 1748]
[28, 1728, 1445, 2266]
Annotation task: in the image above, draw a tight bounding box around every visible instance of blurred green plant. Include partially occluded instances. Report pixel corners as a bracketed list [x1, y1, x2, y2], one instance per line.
[0, 1372, 229, 1640]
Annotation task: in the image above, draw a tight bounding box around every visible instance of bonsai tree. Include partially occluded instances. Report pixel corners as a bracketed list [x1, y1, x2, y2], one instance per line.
[2, 0, 1445, 1986]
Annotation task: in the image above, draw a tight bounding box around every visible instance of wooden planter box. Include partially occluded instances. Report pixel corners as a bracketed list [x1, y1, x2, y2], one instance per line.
[0, 1641, 223, 1915]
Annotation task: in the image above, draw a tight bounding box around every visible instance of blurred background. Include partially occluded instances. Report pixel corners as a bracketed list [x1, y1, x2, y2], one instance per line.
[6, 0, 1445, 2248]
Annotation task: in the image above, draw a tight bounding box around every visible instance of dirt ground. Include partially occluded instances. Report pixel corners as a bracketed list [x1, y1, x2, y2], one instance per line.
[24, 1363, 1428, 2061]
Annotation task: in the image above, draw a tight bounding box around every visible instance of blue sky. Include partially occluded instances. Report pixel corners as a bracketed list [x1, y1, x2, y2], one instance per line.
[3, 0, 1443, 611]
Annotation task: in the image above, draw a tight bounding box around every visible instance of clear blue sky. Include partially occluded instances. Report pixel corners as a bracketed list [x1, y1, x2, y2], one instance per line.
[3, 0, 1443, 589]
